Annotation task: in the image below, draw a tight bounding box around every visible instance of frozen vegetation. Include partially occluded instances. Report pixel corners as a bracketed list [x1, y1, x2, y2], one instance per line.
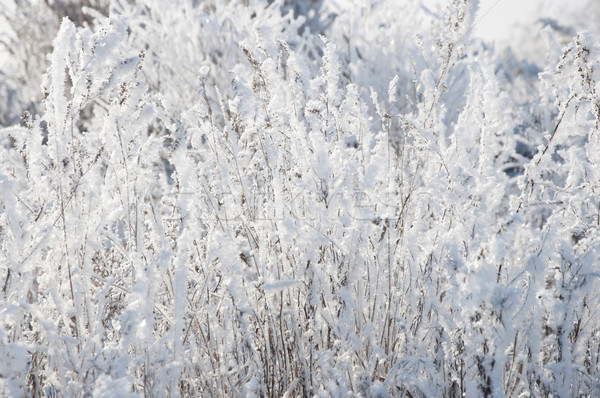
[0, 0, 599, 396]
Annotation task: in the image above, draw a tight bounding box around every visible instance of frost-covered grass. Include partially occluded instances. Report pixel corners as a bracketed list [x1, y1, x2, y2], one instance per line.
[1, 0, 600, 397]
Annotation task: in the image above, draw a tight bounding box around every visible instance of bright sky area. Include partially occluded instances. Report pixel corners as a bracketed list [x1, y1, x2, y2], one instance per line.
[473, 0, 589, 41]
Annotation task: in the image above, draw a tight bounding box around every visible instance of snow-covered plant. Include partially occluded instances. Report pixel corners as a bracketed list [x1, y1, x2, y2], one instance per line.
[0, 0, 108, 127]
[0, 0, 599, 397]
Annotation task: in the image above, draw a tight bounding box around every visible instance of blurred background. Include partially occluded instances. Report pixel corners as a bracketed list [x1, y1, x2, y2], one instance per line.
[474, 0, 597, 56]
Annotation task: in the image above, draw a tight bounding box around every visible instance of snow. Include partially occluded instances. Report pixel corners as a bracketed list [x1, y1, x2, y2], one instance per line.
[0, 0, 599, 397]
[261, 279, 299, 291]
